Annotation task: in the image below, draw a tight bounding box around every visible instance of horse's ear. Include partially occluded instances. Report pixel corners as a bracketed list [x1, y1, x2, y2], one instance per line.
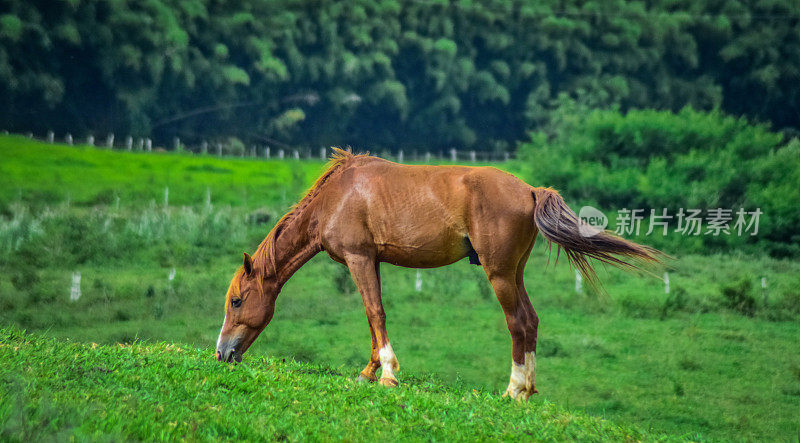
[243, 252, 253, 276]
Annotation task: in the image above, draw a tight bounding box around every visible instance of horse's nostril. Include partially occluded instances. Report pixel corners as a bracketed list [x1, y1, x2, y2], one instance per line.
[216, 351, 222, 361]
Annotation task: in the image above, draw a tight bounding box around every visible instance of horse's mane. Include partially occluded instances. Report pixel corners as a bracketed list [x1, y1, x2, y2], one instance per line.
[250, 147, 366, 280]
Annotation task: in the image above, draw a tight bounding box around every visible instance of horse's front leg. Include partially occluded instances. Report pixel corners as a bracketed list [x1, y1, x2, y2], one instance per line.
[356, 322, 380, 382]
[346, 253, 399, 387]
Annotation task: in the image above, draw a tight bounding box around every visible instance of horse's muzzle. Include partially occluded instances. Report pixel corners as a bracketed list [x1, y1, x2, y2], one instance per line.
[216, 340, 242, 363]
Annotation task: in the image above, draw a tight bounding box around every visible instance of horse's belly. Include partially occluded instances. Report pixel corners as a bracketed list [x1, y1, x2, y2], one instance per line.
[375, 228, 469, 268]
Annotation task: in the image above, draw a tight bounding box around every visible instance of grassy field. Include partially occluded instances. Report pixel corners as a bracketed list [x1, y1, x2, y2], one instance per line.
[0, 136, 326, 211]
[0, 326, 670, 441]
[1, 136, 799, 440]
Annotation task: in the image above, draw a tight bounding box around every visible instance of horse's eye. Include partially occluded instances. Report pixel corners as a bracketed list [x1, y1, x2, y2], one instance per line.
[231, 298, 242, 308]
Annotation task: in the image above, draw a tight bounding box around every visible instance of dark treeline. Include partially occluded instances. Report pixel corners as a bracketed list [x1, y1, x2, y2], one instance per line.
[1, 0, 798, 151]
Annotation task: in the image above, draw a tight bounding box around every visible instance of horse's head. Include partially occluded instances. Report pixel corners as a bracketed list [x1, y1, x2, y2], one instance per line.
[215, 252, 277, 363]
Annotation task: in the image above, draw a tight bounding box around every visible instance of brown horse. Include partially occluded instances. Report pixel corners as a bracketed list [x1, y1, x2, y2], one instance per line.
[215, 149, 660, 399]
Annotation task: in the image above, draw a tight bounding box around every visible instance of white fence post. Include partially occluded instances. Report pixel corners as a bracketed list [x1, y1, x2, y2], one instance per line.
[504, 152, 510, 161]
[265, 146, 271, 159]
[70, 271, 82, 302]
[664, 272, 670, 294]
[47, 130, 54, 143]
[173, 137, 181, 151]
[425, 152, 431, 163]
[470, 151, 476, 162]
[216, 143, 222, 156]
[415, 270, 423, 292]
[278, 149, 285, 159]
[136, 138, 143, 150]
[65, 133, 73, 145]
[164, 186, 169, 208]
[293, 149, 299, 160]
[126, 136, 133, 150]
[575, 270, 583, 294]
[450, 148, 457, 162]
[398, 150, 404, 163]
[320, 147, 326, 159]
[106, 133, 114, 148]
[146, 138, 152, 151]
[87, 135, 94, 146]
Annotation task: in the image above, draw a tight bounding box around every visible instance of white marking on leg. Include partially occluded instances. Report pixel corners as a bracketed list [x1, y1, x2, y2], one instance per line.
[525, 351, 537, 391]
[379, 343, 398, 380]
[505, 351, 536, 398]
[506, 360, 527, 395]
[525, 351, 536, 379]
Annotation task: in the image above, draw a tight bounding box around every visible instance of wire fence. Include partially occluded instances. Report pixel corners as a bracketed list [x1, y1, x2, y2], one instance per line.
[6, 130, 515, 163]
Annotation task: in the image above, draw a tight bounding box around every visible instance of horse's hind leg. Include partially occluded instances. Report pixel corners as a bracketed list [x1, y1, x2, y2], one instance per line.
[345, 253, 400, 387]
[485, 268, 536, 400]
[516, 239, 539, 394]
[474, 220, 538, 400]
[517, 285, 539, 394]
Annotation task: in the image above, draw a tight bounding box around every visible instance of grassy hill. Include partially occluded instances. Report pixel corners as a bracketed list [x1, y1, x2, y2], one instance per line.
[0, 135, 326, 210]
[1, 135, 799, 440]
[0, 327, 665, 441]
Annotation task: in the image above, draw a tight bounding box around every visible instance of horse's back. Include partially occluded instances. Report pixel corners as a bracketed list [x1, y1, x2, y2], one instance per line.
[340, 158, 534, 225]
[317, 157, 536, 268]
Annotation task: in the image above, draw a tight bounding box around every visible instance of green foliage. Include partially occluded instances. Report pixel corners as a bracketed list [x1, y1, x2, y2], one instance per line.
[222, 136, 246, 156]
[516, 106, 799, 256]
[268, 108, 306, 139]
[0, 14, 22, 41]
[1, 1, 799, 151]
[721, 277, 757, 317]
[221, 65, 250, 85]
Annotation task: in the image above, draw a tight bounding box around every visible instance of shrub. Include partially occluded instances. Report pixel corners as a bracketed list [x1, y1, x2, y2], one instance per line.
[721, 278, 757, 317]
[516, 105, 798, 256]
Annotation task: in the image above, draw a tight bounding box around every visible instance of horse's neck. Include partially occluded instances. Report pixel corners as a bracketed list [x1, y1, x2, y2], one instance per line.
[272, 206, 322, 287]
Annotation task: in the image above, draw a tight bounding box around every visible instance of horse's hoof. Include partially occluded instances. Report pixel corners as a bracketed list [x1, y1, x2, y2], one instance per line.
[503, 388, 536, 401]
[378, 377, 399, 387]
[356, 374, 376, 383]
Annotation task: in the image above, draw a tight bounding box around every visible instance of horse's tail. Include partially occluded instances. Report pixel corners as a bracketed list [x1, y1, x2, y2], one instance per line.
[532, 187, 663, 289]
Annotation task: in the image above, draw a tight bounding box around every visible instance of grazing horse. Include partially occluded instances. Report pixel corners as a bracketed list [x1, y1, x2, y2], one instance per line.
[215, 149, 660, 399]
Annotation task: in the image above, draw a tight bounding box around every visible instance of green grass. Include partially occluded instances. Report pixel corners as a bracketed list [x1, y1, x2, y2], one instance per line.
[1, 135, 799, 440]
[0, 135, 325, 210]
[0, 327, 666, 441]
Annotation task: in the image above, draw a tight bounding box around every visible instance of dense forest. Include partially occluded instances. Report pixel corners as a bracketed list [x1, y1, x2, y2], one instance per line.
[1, 0, 798, 151]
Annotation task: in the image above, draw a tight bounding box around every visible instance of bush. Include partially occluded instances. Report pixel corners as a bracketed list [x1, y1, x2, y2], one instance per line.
[721, 278, 757, 317]
[222, 137, 246, 156]
[516, 105, 799, 256]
